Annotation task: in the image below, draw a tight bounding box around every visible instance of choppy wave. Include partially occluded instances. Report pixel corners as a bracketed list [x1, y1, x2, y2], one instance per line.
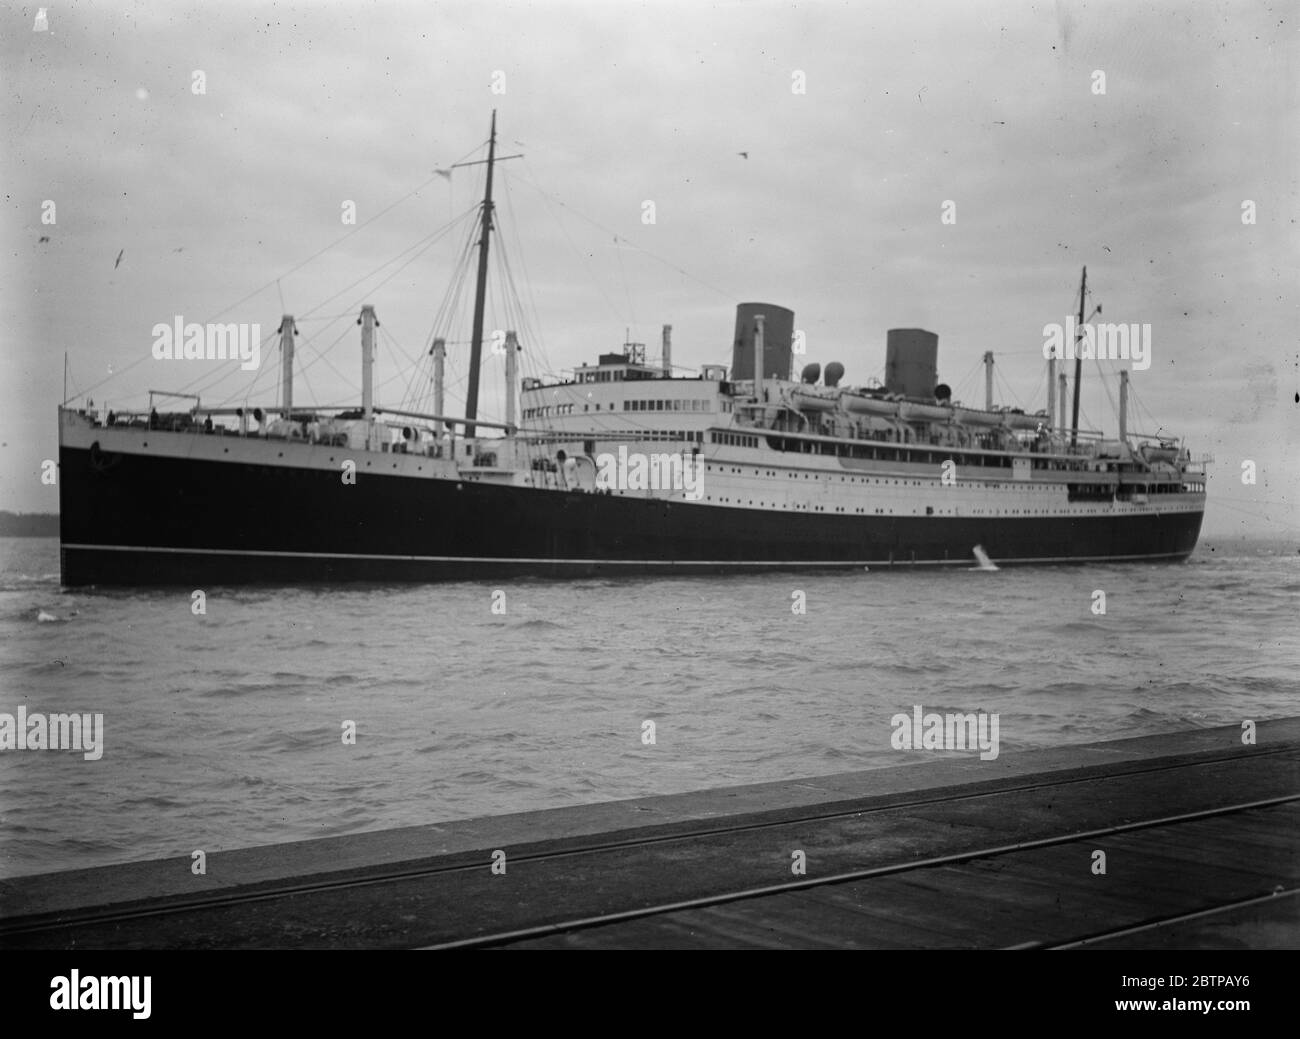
[1, 535, 1297, 879]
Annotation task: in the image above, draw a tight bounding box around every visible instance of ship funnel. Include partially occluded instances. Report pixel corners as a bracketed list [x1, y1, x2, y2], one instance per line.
[885, 329, 938, 398]
[824, 361, 845, 388]
[731, 303, 794, 381]
[801, 363, 821, 384]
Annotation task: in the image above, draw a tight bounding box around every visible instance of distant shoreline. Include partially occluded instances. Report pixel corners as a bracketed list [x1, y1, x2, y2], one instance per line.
[0, 512, 59, 537]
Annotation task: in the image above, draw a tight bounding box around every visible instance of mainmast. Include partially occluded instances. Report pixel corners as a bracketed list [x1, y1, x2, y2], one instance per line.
[1070, 265, 1086, 448]
[465, 110, 498, 439]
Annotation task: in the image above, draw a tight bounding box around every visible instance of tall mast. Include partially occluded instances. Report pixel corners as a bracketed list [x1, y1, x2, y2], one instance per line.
[1070, 265, 1086, 448]
[432, 337, 446, 437]
[465, 110, 497, 439]
[360, 304, 378, 449]
[279, 315, 296, 412]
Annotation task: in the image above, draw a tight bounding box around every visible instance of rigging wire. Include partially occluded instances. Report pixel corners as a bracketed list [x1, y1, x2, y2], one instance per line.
[215, 322, 351, 410]
[296, 356, 319, 410]
[1093, 354, 1120, 427]
[992, 363, 1024, 410]
[230, 170, 453, 316]
[379, 326, 420, 386]
[1127, 380, 1167, 438]
[302, 338, 360, 395]
[614, 235, 637, 337]
[406, 206, 481, 412]
[499, 170, 556, 375]
[504, 167, 626, 329]
[948, 355, 985, 406]
[176, 325, 279, 401]
[81, 196, 477, 409]
[496, 224, 553, 387]
[201, 208, 477, 409]
[296, 204, 478, 326]
[506, 163, 739, 303]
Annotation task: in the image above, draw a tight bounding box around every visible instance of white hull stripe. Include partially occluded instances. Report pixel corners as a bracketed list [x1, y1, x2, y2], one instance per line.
[62, 543, 1192, 566]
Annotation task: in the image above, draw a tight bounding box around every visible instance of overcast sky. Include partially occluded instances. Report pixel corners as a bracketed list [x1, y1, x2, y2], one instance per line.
[2, 0, 1295, 536]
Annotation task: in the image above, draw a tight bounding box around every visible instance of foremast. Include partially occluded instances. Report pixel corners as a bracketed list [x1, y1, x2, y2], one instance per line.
[464, 110, 498, 439]
[1070, 265, 1086, 448]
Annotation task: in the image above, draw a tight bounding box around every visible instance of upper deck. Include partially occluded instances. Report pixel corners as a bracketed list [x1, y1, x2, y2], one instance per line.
[517, 347, 1207, 492]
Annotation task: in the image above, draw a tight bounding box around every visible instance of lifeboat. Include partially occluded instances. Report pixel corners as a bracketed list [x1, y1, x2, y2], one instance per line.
[840, 393, 901, 417]
[1139, 443, 1179, 464]
[954, 408, 1004, 427]
[790, 387, 842, 412]
[898, 401, 953, 422]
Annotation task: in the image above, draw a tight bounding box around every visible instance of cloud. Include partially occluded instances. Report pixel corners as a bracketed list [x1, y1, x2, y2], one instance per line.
[1, 0, 1294, 534]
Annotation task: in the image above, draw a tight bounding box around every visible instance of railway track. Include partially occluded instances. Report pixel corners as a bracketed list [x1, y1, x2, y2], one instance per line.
[1026, 887, 1300, 950]
[3, 745, 1296, 949]
[425, 793, 1300, 949]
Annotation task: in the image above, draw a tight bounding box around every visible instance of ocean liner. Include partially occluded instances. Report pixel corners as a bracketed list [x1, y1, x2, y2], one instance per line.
[58, 114, 1206, 586]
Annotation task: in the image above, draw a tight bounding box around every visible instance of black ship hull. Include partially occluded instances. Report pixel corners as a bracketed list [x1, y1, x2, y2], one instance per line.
[59, 444, 1204, 586]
